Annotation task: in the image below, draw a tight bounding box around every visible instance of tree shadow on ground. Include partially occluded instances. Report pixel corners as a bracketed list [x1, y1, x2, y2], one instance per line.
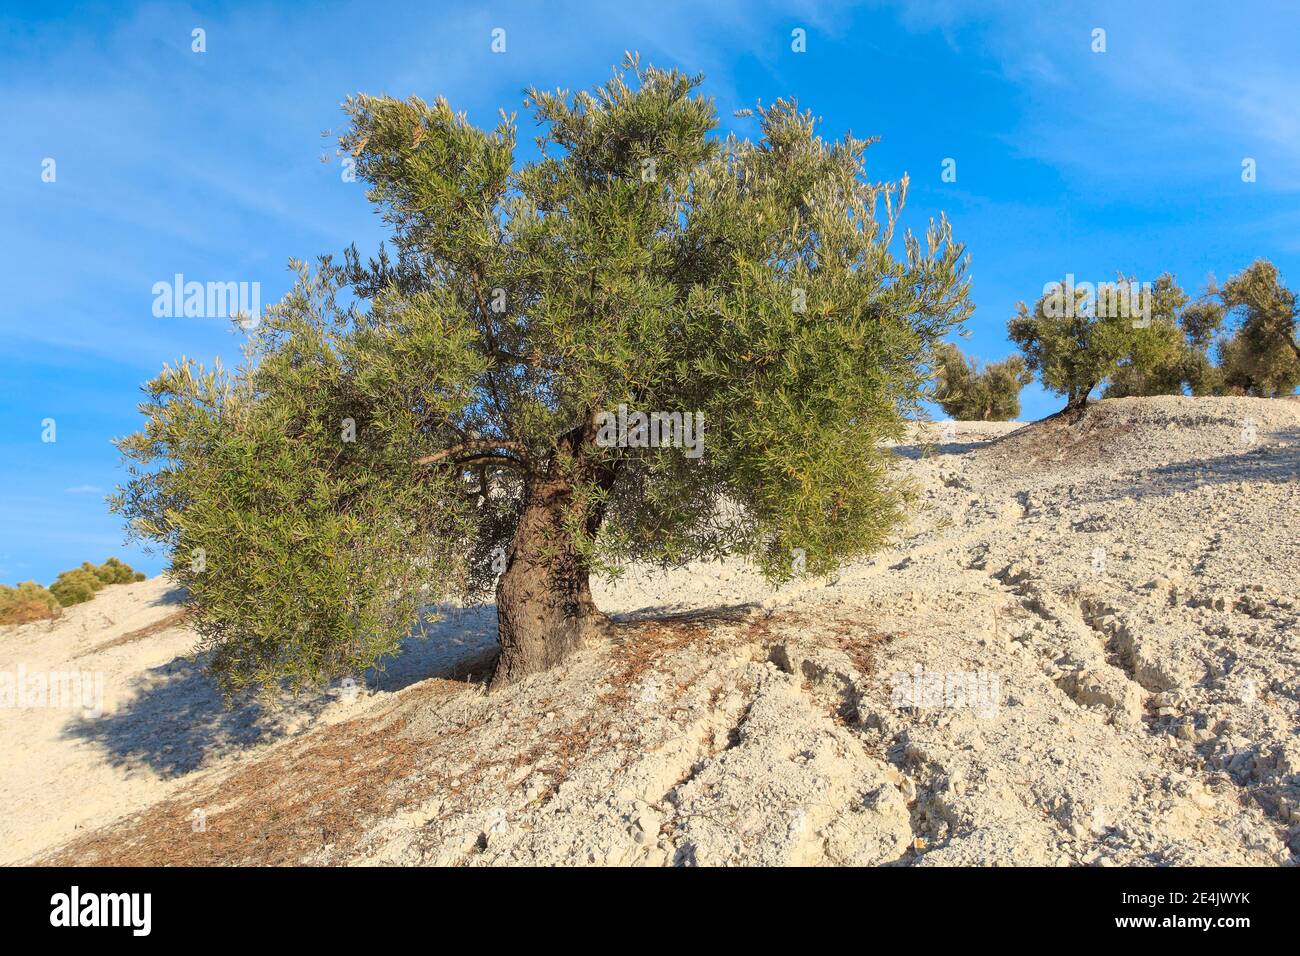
[890, 438, 1009, 461]
[611, 603, 758, 625]
[62, 603, 500, 779]
[147, 585, 189, 607]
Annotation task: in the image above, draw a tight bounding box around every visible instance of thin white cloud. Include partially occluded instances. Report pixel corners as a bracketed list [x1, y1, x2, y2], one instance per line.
[869, 0, 1300, 194]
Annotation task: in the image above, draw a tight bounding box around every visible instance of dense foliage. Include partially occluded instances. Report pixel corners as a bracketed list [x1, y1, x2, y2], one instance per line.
[1215, 260, 1300, 397]
[930, 342, 1031, 420]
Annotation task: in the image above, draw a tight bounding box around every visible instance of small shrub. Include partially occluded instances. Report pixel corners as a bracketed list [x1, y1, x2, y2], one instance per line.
[49, 569, 103, 607]
[2, 558, 147, 619]
[0, 582, 62, 626]
[46, 557, 146, 607]
[93, 557, 141, 585]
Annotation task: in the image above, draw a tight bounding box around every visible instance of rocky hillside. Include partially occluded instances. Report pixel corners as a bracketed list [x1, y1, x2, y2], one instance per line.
[7, 395, 1297, 866]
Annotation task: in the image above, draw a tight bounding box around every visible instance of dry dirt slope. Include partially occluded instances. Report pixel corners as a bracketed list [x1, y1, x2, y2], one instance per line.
[8, 395, 1298, 866]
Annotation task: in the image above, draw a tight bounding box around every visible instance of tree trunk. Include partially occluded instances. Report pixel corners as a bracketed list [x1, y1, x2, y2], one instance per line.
[489, 474, 611, 689]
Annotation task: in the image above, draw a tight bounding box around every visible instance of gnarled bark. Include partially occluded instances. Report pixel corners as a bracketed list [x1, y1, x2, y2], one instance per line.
[489, 465, 613, 688]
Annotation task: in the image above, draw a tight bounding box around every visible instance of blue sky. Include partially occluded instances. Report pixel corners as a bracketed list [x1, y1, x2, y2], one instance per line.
[2, 0, 1297, 584]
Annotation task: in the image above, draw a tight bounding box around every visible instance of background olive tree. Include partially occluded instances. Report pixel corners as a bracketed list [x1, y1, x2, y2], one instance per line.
[1008, 274, 1187, 411]
[1212, 259, 1300, 397]
[930, 342, 1031, 420]
[1011, 263, 1299, 408]
[113, 58, 972, 692]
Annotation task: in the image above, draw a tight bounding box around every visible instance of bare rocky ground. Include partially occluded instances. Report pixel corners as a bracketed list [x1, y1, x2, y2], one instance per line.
[6, 395, 1297, 866]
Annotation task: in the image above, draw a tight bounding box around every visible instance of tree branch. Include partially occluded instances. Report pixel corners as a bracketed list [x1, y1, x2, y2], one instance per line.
[415, 440, 529, 467]
[469, 267, 525, 366]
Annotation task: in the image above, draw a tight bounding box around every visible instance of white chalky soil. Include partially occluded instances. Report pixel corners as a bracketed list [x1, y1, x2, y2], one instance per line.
[5, 395, 1297, 866]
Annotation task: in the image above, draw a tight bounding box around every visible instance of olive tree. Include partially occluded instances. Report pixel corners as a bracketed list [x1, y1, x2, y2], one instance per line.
[113, 59, 971, 692]
[930, 342, 1031, 421]
[1213, 259, 1300, 396]
[1009, 274, 1186, 411]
